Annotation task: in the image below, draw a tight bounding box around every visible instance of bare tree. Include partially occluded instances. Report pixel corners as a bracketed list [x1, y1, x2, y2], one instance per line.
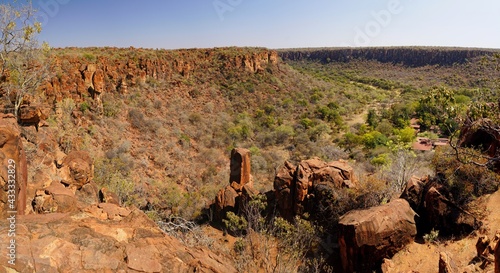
[0, 1, 49, 120]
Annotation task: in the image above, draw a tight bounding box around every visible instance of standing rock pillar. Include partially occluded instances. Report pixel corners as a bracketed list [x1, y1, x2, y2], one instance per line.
[0, 114, 28, 217]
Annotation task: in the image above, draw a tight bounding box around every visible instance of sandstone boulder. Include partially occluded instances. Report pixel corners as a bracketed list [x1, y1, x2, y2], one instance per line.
[424, 187, 477, 236]
[0, 113, 27, 217]
[274, 157, 357, 220]
[99, 187, 120, 205]
[58, 150, 94, 189]
[338, 199, 417, 273]
[18, 105, 49, 129]
[439, 252, 455, 273]
[33, 181, 77, 213]
[400, 175, 428, 211]
[400, 176, 478, 237]
[215, 184, 239, 221]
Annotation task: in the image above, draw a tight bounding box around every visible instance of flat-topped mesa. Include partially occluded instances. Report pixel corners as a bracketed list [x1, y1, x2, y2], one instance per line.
[0, 113, 27, 217]
[278, 47, 499, 67]
[42, 47, 279, 103]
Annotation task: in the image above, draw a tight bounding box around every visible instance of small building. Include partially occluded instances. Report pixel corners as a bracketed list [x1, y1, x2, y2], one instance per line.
[412, 137, 449, 151]
[413, 137, 433, 151]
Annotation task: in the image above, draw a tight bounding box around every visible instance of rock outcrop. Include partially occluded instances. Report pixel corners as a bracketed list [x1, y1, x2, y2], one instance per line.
[439, 252, 455, 273]
[458, 118, 500, 171]
[0, 208, 237, 272]
[18, 105, 49, 129]
[338, 199, 417, 273]
[495, 238, 500, 273]
[214, 148, 258, 221]
[57, 150, 94, 190]
[0, 114, 28, 217]
[477, 231, 500, 269]
[1, 140, 237, 272]
[42, 47, 279, 104]
[229, 148, 253, 191]
[400, 176, 478, 236]
[274, 158, 357, 220]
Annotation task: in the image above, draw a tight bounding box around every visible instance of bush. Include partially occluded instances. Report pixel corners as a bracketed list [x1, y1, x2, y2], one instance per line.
[223, 211, 248, 235]
[102, 99, 121, 117]
[128, 108, 145, 128]
[362, 130, 388, 149]
[433, 146, 500, 205]
[423, 229, 439, 244]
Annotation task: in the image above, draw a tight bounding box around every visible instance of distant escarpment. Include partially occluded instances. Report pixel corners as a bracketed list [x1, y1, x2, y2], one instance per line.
[279, 47, 500, 67]
[42, 47, 279, 103]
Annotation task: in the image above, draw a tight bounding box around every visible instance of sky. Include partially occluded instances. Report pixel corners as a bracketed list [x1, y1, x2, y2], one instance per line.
[22, 0, 500, 49]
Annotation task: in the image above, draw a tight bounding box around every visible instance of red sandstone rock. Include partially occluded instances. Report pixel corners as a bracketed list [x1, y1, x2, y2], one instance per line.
[338, 199, 417, 273]
[274, 157, 357, 219]
[0, 113, 27, 216]
[58, 150, 94, 189]
[229, 148, 252, 190]
[495, 237, 500, 273]
[439, 252, 455, 273]
[0, 208, 237, 272]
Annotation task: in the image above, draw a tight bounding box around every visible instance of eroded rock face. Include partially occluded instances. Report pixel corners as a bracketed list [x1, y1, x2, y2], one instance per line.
[400, 176, 478, 236]
[58, 150, 94, 190]
[458, 118, 500, 171]
[338, 199, 417, 273]
[18, 105, 49, 128]
[0, 114, 27, 217]
[274, 158, 357, 220]
[31, 150, 99, 214]
[0, 208, 237, 272]
[439, 252, 455, 273]
[43, 48, 279, 105]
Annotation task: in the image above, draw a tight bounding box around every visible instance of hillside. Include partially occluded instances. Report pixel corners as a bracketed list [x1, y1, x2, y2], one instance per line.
[1, 46, 500, 272]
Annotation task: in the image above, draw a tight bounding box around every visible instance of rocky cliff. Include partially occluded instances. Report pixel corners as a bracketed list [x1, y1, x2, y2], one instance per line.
[279, 47, 499, 67]
[41, 47, 279, 103]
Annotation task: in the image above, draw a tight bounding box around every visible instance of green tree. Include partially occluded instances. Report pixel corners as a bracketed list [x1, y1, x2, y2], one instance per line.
[362, 130, 388, 149]
[366, 109, 379, 128]
[416, 87, 459, 135]
[0, 2, 49, 120]
[394, 126, 416, 144]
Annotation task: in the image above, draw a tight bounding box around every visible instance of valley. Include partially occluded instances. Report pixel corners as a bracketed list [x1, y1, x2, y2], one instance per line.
[1, 45, 500, 272]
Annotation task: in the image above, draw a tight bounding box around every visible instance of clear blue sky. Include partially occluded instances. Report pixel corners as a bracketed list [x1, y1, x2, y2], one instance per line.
[29, 0, 500, 49]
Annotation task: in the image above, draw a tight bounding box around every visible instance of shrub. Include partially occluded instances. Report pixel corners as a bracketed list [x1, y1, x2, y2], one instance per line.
[223, 211, 248, 235]
[80, 101, 91, 113]
[128, 108, 145, 128]
[433, 145, 500, 205]
[102, 99, 121, 117]
[423, 229, 439, 244]
[362, 130, 388, 149]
